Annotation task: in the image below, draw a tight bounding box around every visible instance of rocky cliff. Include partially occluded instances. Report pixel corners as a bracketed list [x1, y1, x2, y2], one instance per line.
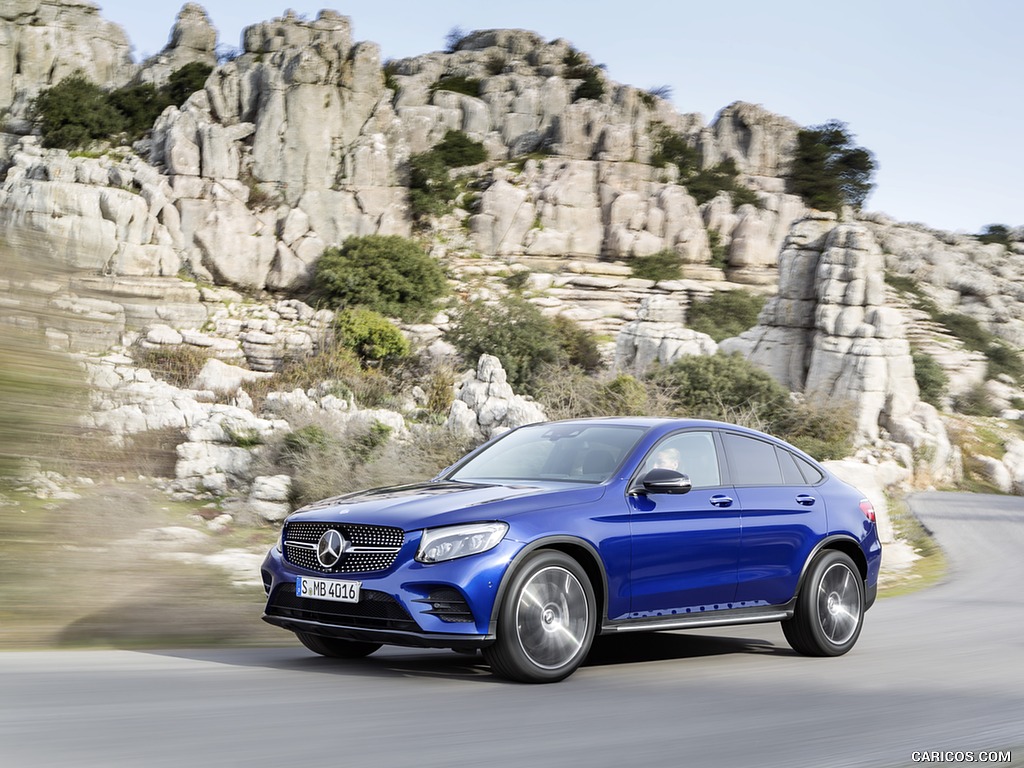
[3, 2, 1024, 503]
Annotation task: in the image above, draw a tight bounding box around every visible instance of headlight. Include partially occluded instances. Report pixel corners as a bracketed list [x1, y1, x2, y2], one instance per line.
[416, 522, 508, 564]
[275, 528, 284, 553]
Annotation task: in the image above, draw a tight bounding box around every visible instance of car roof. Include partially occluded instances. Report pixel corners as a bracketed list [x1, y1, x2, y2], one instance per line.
[519, 417, 817, 459]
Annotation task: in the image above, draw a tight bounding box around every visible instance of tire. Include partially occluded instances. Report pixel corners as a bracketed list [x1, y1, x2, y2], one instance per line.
[782, 550, 864, 657]
[484, 550, 596, 683]
[295, 632, 382, 659]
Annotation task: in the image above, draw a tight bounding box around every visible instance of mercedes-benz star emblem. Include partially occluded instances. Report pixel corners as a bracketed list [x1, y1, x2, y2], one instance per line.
[316, 529, 347, 568]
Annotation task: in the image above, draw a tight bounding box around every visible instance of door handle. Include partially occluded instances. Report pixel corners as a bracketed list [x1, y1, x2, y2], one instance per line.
[796, 494, 816, 506]
[710, 495, 733, 508]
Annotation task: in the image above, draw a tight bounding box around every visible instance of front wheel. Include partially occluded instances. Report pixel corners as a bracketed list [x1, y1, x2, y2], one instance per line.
[484, 550, 596, 683]
[783, 550, 864, 656]
[295, 632, 382, 659]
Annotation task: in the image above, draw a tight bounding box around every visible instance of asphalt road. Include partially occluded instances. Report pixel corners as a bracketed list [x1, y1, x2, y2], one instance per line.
[1, 492, 1021, 768]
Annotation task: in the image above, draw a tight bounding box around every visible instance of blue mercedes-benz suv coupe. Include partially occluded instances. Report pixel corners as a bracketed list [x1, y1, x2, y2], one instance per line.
[261, 418, 881, 682]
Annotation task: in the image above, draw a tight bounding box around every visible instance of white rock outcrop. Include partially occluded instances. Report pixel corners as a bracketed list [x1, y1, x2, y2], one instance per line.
[446, 355, 546, 440]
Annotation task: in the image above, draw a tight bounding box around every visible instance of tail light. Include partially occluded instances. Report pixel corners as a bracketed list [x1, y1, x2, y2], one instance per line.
[859, 499, 876, 523]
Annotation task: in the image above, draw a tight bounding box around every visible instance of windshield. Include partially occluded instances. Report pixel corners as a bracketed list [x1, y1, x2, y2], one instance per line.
[449, 423, 648, 484]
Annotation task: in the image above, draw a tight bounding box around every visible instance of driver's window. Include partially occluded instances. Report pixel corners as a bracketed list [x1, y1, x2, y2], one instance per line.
[642, 431, 721, 488]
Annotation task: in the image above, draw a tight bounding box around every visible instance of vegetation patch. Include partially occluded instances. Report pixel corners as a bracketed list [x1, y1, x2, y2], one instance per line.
[649, 124, 762, 206]
[564, 48, 605, 102]
[911, 348, 948, 407]
[686, 290, 765, 342]
[408, 130, 487, 221]
[447, 296, 602, 394]
[333, 308, 410, 363]
[312, 235, 448, 323]
[788, 119, 875, 213]
[31, 64, 214, 148]
[428, 74, 482, 99]
[629, 249, 683, 281]
[133, 344, 211, 389]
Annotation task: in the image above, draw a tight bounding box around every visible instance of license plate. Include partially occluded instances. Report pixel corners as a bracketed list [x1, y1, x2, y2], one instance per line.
[295, 576, 361, 603]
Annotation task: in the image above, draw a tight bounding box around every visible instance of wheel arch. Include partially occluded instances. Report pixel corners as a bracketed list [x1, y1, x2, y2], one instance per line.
[796, 535, 868, 595]
[487, 536, 608, 636]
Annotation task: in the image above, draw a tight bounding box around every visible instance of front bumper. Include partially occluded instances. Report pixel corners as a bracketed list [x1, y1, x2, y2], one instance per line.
[260, 535, 522, 649]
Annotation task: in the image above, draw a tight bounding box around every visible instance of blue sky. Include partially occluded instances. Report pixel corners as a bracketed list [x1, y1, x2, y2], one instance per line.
[95, 0, 1022, 234]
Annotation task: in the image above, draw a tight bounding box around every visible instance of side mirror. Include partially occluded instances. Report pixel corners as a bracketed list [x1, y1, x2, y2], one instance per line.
[638, 468, 692, 495]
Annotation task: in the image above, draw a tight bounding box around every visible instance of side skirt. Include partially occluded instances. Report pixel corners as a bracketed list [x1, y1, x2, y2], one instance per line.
[601, 602, 795, 635]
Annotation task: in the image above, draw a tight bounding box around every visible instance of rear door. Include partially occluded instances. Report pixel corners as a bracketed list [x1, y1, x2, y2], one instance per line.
[722, 432, 828, 606]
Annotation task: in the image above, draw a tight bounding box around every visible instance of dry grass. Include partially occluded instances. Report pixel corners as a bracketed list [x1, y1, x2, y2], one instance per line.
[0, 481, 282, 649]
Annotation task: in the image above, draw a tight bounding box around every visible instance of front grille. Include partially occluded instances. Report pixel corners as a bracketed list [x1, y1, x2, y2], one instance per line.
[283, 521, 404, 574]
[414, 587, 475, 623]
[266, 585, 417, 631]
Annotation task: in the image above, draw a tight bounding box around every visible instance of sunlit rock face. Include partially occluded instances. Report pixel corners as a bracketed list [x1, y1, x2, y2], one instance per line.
[0, 0, 135, 131]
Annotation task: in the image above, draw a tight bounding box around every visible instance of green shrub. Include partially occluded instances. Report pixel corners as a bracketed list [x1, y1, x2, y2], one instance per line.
[535, 369, 668, 420]
[447, 296, 562, 393]
[31, 74, 124, 149]
[572, 69, 605, 102]
[106, 82, 166, 140]
[977, 224, 1012, 248]
[730, 184, 762, 209]
[650, 125, 699, 174]
[447, 297, 601, 393]
[407, 130, 486, 221]
[444, 26, 467, 53]
[648, 127, 758, 206]
[351, 421, 393, 462]
[774, 399, 855, 461]
[312, 235, 448, 322]
[788, 119, 875, 213]
[409, 151, 456, 219]
[646, 353, 792, 428]
[630, 249, 683, 281]
[552, 315, 603, 372]
[432, 129, 487, 167]
[333, 308, 410, 363]
[686, 290, 766, 342]
[707, 229, 729, 270]
[429, 75, 482, 99]
[280, 425, 333, 468]
[912, 349, 948, 407]
[984, 342, 1024, 383]
[32, 64, 215, 149]
[164, 62, 213, 106]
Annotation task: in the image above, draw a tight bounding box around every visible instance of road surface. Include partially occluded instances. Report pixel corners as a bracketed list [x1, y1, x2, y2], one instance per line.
[1, 492, 1021, 767]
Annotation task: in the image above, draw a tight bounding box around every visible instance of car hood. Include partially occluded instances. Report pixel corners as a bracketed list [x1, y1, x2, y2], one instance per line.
[287, 480, 605, 530]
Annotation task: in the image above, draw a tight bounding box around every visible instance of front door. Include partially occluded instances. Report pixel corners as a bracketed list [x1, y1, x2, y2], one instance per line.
[626, 431, 741, 618]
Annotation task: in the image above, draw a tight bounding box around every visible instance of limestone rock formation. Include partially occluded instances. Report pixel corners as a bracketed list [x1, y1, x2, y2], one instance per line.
[137, 3, 217, 86]
[0, 0, 134, 137]
[446, 355, 546, 440]
[615, 296, 718, 374]
[725, 218, 957, 481]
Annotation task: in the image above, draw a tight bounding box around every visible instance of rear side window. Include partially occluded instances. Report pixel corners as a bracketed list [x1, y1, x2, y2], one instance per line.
[722, 433, 783, 486]
[795, 455, 825, 485]
[777, 448, 806, 485]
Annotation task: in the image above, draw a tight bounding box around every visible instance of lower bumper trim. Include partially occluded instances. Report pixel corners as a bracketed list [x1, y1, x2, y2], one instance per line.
[262, 614, 494, 651]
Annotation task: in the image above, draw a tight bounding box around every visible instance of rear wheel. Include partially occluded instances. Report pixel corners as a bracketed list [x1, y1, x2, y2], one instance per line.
[484, 550, 596, 683]
[295, 632, 382, 659]
[783, 550, 864, 656]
